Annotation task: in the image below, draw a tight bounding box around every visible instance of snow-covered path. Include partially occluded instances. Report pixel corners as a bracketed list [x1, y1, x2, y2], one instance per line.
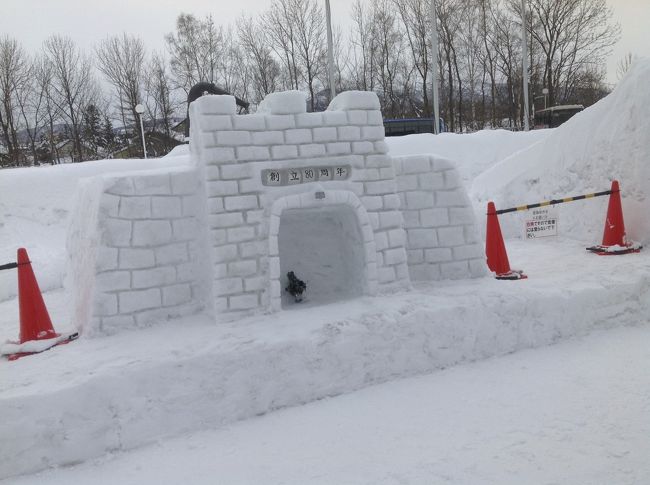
[4, 323, 649, 485]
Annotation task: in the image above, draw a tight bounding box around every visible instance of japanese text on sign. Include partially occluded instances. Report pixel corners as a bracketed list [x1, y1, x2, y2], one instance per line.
[525, 208, 558, 239]
[262, 165, 351, 186]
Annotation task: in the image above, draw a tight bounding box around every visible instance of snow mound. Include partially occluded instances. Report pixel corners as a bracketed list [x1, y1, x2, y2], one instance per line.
[387, 129, 551, 183]
[473, 59, 650, 244]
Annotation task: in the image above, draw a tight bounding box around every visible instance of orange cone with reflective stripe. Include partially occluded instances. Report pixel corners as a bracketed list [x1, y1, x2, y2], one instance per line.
[485, 202, 527, 280]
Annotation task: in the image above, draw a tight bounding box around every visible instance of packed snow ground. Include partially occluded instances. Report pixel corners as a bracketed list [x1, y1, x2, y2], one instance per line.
[3, 322, 649, 485]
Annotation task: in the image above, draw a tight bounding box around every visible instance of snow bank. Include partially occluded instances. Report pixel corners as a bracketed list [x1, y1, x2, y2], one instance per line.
[473, 59, 650, 244]
[387, 129, 551, 183]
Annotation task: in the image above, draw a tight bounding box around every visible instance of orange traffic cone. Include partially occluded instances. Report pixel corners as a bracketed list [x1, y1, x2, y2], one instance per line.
[587, 180, 642, 255]
[17, 248, 57, 343]
[486, 202, 527, 280]
[2, 248, 77, 361]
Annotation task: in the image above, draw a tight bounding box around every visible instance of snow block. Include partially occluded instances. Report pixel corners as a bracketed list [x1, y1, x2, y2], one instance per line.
[257, 90, 307, 115]
[328, 90, 381, 111]
[194, 94, 237, 115]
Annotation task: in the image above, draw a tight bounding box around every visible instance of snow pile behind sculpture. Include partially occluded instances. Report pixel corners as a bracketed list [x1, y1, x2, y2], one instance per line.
[472, 59, 650, 244]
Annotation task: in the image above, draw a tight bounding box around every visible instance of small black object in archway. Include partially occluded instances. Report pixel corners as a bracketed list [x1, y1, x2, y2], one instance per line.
[285, 271, 307, 303]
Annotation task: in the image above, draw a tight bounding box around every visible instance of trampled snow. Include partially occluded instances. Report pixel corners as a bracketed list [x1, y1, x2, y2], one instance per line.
[3, 324, 649, 484]
[1, 59, 650, 483]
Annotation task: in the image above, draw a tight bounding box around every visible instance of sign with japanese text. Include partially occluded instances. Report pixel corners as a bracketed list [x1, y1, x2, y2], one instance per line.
[262, 165, 351, 186]
[525, 207, 558, 239]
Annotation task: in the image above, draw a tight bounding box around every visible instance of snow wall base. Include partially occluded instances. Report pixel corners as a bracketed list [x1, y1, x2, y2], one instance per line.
[2, 265, 650, 479]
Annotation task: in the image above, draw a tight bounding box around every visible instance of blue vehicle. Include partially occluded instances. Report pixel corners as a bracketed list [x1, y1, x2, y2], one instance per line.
[383, 117, 446, 136]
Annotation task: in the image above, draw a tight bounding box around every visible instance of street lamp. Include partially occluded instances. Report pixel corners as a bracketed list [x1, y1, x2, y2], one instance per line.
[135, 104, 147, 159]
[542, 88, 549, 110]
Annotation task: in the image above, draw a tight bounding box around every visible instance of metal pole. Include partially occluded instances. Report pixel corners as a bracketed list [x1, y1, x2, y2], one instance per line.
[521, 0, 530, 131]
[430, 0, 440, 134]
[139, 113, 147, 159]
[325, 0, 336, 100]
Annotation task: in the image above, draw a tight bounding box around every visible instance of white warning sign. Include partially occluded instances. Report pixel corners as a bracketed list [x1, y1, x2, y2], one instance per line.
[525, 207, 558, 239]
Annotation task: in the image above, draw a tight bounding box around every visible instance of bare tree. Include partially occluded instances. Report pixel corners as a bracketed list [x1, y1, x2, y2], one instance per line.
[219, 26, 247, 100]
[145, 52, 177, 151]
[264, 0, 301, 91]
[348, 0, 377, 92]
[237, 15, 282, 104]
[34, 55, 61, 163]
[616, 52, 635, 81]
[96, 33, 147, 157]
[528, 0, 620, 106]
[3, 0, 624, 151]
[492, 3, 523, 128]
[289, 0, 326, 110]
[392, 0, 432, 116]
[372, 0, 408, 117]
[16, 56, 47, 164]
[437, 0, 464, 131]
[0, 36, 31, 166]
[43, 35, 93, 162]
[458, 0, 482, 129]
[165, 14, 226, 94]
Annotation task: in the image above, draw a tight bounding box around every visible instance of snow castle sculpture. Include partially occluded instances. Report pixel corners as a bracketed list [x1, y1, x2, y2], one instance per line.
[67, 90, 485, 336]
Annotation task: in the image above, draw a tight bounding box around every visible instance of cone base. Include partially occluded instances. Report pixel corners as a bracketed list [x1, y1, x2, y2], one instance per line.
[495, 269, 528, 280]
[4, 332, 78, 361]
[586, 244, 642, 256]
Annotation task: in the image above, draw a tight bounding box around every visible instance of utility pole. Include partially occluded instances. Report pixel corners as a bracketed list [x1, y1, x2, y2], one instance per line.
[325, 0, 336, 100]
[431, 0, 440, 134]
[521, 0, 530, 131]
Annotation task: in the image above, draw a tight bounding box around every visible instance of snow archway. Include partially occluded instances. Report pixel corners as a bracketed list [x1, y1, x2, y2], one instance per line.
[268, 190, 378, 311]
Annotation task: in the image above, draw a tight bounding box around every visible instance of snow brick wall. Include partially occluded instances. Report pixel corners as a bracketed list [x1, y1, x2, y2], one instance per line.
[67, 90, 486, 335]
[67, 168, 209, 336]
[190, 90, 410, 315]
[393, 154, 486, 280]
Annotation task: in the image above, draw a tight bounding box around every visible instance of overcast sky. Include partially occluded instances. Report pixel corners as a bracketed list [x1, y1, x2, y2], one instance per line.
[1, 0, 648, 85]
